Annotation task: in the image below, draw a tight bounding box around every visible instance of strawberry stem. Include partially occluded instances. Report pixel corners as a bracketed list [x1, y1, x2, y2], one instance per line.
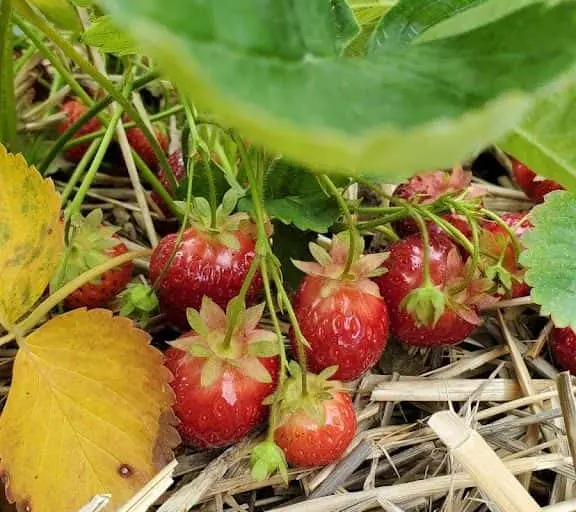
[65, 104, 124, 219]
[319, 175, 358, 278]
[222, 255, 261, 350]
[0, 0, 17, 152]
[418, 208, 475, 256]
[63, 105, 185, 149]
[59, 139, 101, 205]
[412, 210, 434, 288]
[237, 138, 309, 395]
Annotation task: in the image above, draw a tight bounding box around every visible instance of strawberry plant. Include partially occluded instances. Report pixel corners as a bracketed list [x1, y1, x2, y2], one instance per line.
[3, 0, 576, 510]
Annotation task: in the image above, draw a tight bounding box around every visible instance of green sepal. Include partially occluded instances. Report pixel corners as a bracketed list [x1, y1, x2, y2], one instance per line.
[186, 307, 209, 335]
[400, 284, 446, 327]
[250, 440, 289, 483]
[118, 281, 159, 326]
[200, 357, 224, 387]
[247, 339, 280, 358]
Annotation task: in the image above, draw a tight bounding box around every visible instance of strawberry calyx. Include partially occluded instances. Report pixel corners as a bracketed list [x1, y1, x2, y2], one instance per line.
[478, 228, 525, 295]
[400, 284, 446, 327]
[119, 280, 159, 326]
[171, 296, 279, 387]
[56, 210, 121, 287]
[397, 165, 484, 205]
[251, 440, 289, 483]
[445, 260, 499, 324]
[272, 362, 342, 427]
[292, 233, 387, 297]
[175, 189, 266, 250]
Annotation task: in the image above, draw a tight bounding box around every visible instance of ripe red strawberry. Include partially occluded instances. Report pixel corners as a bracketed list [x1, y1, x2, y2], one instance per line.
[392, 165, 484, 238]
[551, 327, 576, 374]
[150, 193, 263, 330]
[273, 365, 356, 467]
[510, 157, 563, 204]
[481, 212, 532, 298]
[59, 100, 102, 163]
[59, 210, 133, 309]
[126, 125, 169, 169]
[151, 150, 186, 215]
[374, 233, 495, 347]
[290, 235, 389, 381]
[164, 298, 279, 448]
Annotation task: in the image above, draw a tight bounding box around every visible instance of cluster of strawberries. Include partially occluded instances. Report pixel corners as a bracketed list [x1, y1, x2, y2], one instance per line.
[58, 98, 573, 471]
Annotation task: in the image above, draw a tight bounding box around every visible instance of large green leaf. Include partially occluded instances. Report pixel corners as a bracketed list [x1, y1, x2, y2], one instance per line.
[521, 191, 576, 328]
[367, 0, 485, 51]
[501, 86, 576, 191]
[100, 0, 576, 181]
[415, 0, 540, 43]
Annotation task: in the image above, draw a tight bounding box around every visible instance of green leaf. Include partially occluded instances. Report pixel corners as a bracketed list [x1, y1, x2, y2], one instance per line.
[28, 0, 81, 32]
[269, 222, 316, 290]
[99, 0, 576, 181]
[521, 191, 576, 329]
[332, 0, 361, 53]
[82, 15, 139, 55]
[416, 0, 541, 44]
[500, 85, 576, 191]
[346, 3, 393, 57]
[239, 160, 342, 232]
[367, 0, 485, 50]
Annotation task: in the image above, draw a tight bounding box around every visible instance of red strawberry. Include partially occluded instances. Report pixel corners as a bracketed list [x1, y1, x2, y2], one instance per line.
[150, 193, 263, 330]
[164, 298, 279, 448]
[510, 157, 563, 204]
[392, 165, 484, 238]
[59, 100, 102, 163]
[126, 125, 169, 169]
[273, 365, 356, 468]
[151, 150, 186, 215]
[290, 235, 389, 381]
[374, 233, 495, 347]
[481, 212, 532, 298]
[59, 210, 133, 309]
[551, 327, 576, 374]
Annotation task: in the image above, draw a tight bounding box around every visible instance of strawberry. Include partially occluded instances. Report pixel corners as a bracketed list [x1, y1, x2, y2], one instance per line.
[510, 157, 563, 204]
[392, 165, 483, 238]
[56, 210, 133, 309]
[290, 234, 389, 381]
[149, 191, 263, 330]
[126, 125, 169, 169]
[551, 327, 576, 374]
[164, 298, 279, 448]
[272, 364, 356, 468]
[480, 212, 532, 298]
[59, 99, 102, 163]
[151, 150, 186, 215]
[374, 233, 496, 347]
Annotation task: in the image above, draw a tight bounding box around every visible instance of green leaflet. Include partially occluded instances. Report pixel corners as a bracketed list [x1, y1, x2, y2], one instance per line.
[28, 0, 81, 31]
[82, 15, 139, 56]
[521, 191, 576, 328]
[99, 0, 576, 181]
[501, 85, 576, 191]
[367, 0, 485, 51]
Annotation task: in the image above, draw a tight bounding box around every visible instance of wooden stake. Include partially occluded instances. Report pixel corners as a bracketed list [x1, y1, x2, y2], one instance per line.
[429, 411, 540, 512]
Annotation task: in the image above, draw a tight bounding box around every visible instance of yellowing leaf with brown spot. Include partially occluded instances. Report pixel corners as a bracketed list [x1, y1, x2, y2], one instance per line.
[0, 144, 64, 329]
[0, 309, 179, 511]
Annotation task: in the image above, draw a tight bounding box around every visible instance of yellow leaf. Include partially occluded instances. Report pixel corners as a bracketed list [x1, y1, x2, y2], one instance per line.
[0, 144, 64, 329]
[0, 309, 179, 511]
